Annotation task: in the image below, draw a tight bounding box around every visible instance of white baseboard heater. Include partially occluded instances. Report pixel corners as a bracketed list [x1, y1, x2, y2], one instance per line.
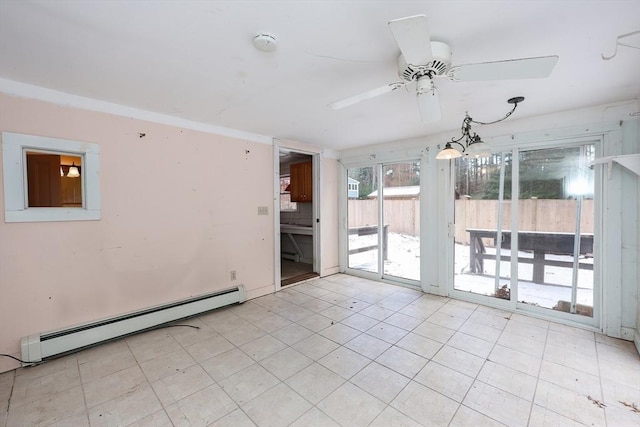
[21, 285, 246, 364]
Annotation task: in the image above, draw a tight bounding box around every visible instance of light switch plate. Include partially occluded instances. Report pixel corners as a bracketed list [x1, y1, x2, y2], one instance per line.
[258, 206, 268, 215]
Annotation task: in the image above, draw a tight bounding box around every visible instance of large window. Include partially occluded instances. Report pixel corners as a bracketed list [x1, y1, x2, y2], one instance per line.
[453, 142, 597, 321]
[2, 132, 101, 222]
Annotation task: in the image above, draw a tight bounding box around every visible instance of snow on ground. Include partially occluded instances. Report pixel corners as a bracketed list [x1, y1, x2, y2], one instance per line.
[348, 232, 420, 280]
[349, 232, 593, 314]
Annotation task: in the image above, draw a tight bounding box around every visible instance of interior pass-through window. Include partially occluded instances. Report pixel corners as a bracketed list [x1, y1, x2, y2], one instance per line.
[2, 132, 101, 222]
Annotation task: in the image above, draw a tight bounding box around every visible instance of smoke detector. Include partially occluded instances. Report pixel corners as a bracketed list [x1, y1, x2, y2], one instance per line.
[253, 34, 277, 52]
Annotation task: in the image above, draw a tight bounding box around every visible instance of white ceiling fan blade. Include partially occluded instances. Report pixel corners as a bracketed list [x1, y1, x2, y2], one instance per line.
[388, 14, 433, 66]
[329, 82, 405, 110]
[417, 89, 441, 123]
[449, 55, 559, 81]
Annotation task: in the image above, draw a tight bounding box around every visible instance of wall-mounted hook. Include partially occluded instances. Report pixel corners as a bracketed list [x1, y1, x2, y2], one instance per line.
[601, 29, 640, 60]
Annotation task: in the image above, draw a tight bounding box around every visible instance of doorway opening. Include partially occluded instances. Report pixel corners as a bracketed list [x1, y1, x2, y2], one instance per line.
[278, 149, 319, 286]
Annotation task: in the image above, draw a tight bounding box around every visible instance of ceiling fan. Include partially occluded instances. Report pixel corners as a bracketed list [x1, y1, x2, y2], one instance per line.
[328, 14, 559, 122]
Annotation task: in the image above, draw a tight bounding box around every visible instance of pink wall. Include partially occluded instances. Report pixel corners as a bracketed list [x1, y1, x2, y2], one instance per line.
[0, 94, 281, 372]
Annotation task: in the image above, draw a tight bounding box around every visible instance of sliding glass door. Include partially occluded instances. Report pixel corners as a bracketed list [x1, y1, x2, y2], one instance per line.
[347, 161, 421, 283]
[515, 145, 595, 317]
[453, 142, 597, 322]
[347, 166, 379, 274]
[453, 152, 513, 302]
[382, 162, 421, 281]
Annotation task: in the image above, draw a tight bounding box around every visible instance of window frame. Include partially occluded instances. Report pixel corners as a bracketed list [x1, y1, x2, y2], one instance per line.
[279, 175, 297, 212]
[2, 132, 101, 222]
[448, 136, 602, 327]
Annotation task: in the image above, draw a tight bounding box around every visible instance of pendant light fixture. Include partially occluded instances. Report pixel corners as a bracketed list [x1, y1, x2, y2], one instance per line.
[67, 162, 80, 178]
[436, 97, 524, 160]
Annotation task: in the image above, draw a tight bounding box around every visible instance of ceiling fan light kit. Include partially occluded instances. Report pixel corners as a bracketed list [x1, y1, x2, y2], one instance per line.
[416, 76, 442, 122]
[435, 96, 525, 160]
[329, 14, 557, 124]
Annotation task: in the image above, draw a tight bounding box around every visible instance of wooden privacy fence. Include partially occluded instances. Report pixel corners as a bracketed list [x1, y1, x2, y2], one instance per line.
[348, 198, 593, 241]
[455, 198, 594, 245]
[347, 199, 420, 236]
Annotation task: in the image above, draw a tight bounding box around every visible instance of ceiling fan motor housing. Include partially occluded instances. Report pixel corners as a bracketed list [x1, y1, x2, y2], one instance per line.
[398, 41, 452, 82]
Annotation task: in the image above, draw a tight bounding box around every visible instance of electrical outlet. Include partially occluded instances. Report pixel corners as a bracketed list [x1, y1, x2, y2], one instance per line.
[258, 206, 268, 215]
[230, 270, 237, 281]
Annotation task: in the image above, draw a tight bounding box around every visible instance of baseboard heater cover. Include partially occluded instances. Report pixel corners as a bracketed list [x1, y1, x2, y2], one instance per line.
[21, 284, 246, 364]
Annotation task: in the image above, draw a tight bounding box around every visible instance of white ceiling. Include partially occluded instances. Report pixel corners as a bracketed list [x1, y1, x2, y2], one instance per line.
[1, 1, 639, 151]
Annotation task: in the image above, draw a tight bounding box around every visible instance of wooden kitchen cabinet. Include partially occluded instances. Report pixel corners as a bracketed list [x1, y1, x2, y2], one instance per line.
[290, 161, 312, 202]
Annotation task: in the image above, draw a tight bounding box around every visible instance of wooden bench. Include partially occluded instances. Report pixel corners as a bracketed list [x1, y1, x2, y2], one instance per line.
[348, 225, 389, 260]
[467, 228, 593, 283]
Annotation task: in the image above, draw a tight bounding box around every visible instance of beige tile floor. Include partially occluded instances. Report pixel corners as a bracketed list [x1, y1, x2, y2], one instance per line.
[1, 274, 639, 426]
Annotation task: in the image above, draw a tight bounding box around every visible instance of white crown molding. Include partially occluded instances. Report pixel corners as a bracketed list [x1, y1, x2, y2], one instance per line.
[0, 79, 273, 145]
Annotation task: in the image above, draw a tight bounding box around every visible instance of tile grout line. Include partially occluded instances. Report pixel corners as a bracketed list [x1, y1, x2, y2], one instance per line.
[152, 330, 185, 427]
[1, 369, 15, 427]
[364, 295, 468, 426]
[345, 298, 417, 427]
[263, 284, 358, 426]
[527, 326, 606, 426]
[176, 315, 266, 426]
[444, 303, 484, 427]
[124, 331, 170, 426]
[295, 285, 387, 426]
[344, 289, 426, 427]
[444, 303, 510, 427]
[594, 335, 608, 427]
[74, 356, 92, 426]
[287, 281, 418, 426]
[524, 317, 550, 427]
[406, 299, 469, 427]
[237, 283, 349, 426]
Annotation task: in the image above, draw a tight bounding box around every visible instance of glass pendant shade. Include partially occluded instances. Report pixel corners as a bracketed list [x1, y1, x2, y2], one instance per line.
[67, 163, 80, 178]
[465, 142, 492, 158]
[436, 143, 463, 160]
